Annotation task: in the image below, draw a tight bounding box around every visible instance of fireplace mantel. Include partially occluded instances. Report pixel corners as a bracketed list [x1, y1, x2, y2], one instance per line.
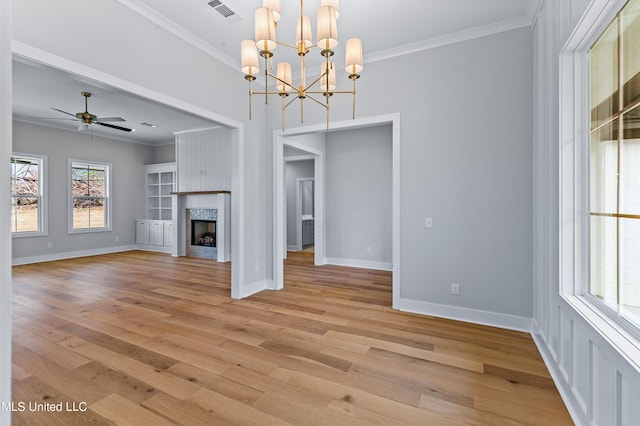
[171, 190, 230, 195]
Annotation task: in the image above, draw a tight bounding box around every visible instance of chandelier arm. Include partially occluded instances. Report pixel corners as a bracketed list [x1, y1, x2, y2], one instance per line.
[275, 41, 299, 50]
[283, 95, 299, 110]
[269, 72, 297, 93]
[304, 73, 326, 91]
[305, 94, 330, 109]
[307, 90, 354, 94]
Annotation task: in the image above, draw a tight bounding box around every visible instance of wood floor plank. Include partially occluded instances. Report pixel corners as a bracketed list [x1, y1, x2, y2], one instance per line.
[11, 250, 572, 425]
[90, 393, 175, 426]
[189, 388, 296, 426]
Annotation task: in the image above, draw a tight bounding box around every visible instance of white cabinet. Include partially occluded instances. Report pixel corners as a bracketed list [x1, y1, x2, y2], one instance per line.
[136, 219, 172, 251]
[146, 163, 176, 221]
[176, 128, 231, 192]
[136, 220, 150, 244]
[149, 221, 164, 246]
[163, 222, 173, 247]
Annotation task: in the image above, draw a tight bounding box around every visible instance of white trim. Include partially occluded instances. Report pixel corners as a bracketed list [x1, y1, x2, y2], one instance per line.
[367, 16, 532, 65]
[285, 155, 315, 162]
[136, 244, 172, 254]
[10, 42, 245, 300]
[325, 257, 392, 272]
[287, 245, 298, 251]
[116, 0, 535, 75]
[11, 245, 137, 266]
[396, 297, 532, 333]
[238, 279, 269, 299]
[115, 0, 237, 71]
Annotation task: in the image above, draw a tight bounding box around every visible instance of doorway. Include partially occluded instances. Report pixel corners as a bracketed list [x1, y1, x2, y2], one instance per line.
[272, 114, 400, 308]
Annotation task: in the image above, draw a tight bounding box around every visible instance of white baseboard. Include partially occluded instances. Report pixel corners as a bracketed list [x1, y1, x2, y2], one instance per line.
[238, 279, 268, 298]
[136, 244, 172, 254]
[12, 245, 138, 266]
[394, 297, 532, 333]
[325, 257, 393, 271]
[287, 245, 298, 251]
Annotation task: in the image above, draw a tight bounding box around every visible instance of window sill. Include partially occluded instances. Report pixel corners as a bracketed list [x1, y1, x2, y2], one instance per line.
[562, 293, 640, 372]
[12, 231, 47, 239]
[68, 228, 112, 234]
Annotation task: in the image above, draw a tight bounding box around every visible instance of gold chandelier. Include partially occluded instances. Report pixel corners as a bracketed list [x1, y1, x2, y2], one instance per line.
[240, 0, 363, 130]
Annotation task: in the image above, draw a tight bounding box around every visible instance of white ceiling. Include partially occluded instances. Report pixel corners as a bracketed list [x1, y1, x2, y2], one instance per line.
[12, 0, 538, 146]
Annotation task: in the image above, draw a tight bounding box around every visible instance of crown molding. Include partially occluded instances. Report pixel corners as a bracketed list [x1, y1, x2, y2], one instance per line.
[366, 15, 533, 65]
[115, 0, 238, 71]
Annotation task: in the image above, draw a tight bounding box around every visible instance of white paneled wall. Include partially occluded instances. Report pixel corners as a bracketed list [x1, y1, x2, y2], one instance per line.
[533, 1, 640, 425]
[175, 127, 232, 192]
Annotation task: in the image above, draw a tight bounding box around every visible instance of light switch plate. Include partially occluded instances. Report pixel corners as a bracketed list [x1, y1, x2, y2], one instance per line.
[425, 217, 433, 228]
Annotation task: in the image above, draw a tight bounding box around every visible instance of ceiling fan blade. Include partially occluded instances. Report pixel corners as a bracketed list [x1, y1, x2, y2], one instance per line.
[25, 117, 77, 121]
[51, 107, 78, 118]
[96, 121, 133, 132]
[96, 116, 126, 122]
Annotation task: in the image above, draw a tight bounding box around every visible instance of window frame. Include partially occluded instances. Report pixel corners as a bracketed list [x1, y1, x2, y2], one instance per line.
[11, 152, 48, 238]
[68, 159, 112, 234]
[560, 0, 640, 368]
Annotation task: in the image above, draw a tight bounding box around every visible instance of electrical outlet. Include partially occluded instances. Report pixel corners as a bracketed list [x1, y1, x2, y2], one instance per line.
[451, 282, 460, 295]
[115, 236, 120, 242]
[425, 217, 433, 228]
[365, 246, 371, 253]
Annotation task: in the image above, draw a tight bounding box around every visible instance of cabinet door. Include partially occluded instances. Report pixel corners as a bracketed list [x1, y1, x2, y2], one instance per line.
[163, 222, 173, 247]
[136, 221, 150, 244]
[149, 221, 164, 246]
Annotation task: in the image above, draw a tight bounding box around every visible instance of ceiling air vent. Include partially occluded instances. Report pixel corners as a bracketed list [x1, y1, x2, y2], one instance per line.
[204, 0, 243, 24]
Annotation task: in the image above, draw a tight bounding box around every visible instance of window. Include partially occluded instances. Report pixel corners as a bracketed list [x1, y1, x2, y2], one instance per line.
[589, 0, 640, 330]
[69, 160, 111, 232]
[11, 154, 47, 236]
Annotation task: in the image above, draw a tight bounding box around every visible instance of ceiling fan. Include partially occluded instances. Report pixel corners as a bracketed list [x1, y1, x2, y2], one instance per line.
[51, 91, 133, 132]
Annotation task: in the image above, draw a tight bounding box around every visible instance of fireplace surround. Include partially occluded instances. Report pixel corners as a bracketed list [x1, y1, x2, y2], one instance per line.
[186, 208, 217, 259]
[171, 191, 230, 262]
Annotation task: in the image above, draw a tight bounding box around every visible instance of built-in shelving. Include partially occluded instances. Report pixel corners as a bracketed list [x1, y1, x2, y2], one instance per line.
[147, 163, 176, 220]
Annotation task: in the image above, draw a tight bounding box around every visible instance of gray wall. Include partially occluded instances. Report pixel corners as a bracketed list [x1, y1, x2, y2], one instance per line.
[12, 121, 154, 260]
[326, 125, 392, 265]
[153, 143, 176, 164]
[285, 159, 314, 248]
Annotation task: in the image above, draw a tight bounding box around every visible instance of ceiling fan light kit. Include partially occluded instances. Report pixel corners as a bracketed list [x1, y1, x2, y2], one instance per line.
[241, 0, 363, 130]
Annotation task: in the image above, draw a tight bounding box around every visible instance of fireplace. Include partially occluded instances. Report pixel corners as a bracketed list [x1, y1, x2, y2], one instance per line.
[191, 220, 216, 247]
[186, 208, 218, 259]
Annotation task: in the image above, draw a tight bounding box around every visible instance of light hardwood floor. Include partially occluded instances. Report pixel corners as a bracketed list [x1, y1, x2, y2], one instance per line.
[11, 250, 572, 425]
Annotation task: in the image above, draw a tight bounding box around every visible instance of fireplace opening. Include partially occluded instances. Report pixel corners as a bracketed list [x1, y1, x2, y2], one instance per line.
[191, 220, 216, 247]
